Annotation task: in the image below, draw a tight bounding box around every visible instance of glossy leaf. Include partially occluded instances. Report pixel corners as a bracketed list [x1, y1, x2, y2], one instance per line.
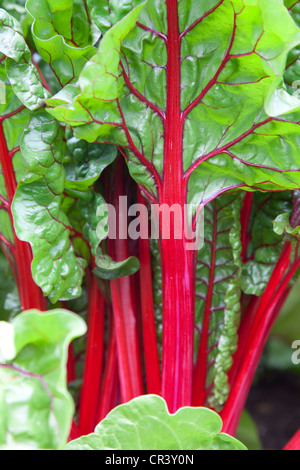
[66, 394, 247, 450]
[0, 8, 48, 110]
[93, 255, 140, 280]
[26, 0, 100, 87]
[11, 109, 87, 303]
[284, 1, 300, 94]
[0, 60, 29, 239]
[0, 7, 27, 61]
[62, 125, 118, 262]
[0, 309, 87, 450]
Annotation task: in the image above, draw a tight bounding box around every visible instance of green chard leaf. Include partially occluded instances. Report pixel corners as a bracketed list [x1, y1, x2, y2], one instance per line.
[0, 8, 49, 110]
[195, 193, 242, 411]
[86, 0, 151, 36]
[0, 7, 27, 61]
[0, 60, 30, 273]
[0, 0, 28, 25]
[241, 191, 293, 296]
[0, 251, 19, 322]
[46, 0, 300, 207]
[284, 1, 300, 94]
[11, 109, 87, 303]
[150, 237, 163, 354]
[273, 191, 300, 242]
[66, 395, 246, 450]
[0, 309, 86, 450]
[64, 127, 118, 192]
[26, 0, 100, 87]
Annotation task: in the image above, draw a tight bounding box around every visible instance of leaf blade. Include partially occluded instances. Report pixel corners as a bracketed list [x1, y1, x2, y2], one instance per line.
[11, 110, 87, 303]
[66, 394, 247, 450]
[0, 309, 86, 450]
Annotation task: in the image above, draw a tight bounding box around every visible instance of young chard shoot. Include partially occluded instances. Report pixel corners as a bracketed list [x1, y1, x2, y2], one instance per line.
[0, 0, 300, 450]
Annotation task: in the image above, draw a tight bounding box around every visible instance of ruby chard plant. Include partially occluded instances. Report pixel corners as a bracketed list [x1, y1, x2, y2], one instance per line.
[1, 0, 300, 450]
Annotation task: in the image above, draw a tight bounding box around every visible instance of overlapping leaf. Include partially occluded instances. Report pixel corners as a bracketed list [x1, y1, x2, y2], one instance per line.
[63, 128, 139, 279]
[0, 8, 49, 110]
[86, 0, 148, 35]
[11, 110, 87, 303]
[150, 238, 163, 353]
[0, 0, 27, 24]
[241, 191, 293, 296]
[0, 309, 86, 450]
[0, 251, 19, 321]
[46, 0, 300, 207]
[64, 127, 117, 192]
[0, 60, 30, 272]
[284, 0, 300, 94]
[274, 211, 300, 239]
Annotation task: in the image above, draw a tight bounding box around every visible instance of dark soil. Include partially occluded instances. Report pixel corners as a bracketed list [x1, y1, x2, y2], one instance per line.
[245, 371, 300, 450]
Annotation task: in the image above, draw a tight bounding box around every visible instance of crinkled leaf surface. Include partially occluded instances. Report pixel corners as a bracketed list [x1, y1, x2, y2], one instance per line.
[0, 0, 28, 25]
[0, 59, 30, 272]
[47, 0, 300, 206]
[150, 238, 163, 351]
[63, 127, 138, 278]
[66, 395, 246, 450]
[0, 7, 27, 61]
[11, 109, 87, 303]
[0, 309, 87, 450]
[6, 55, 49, 111]
[0, 8, 48, 110]
[195, 193, 242, 410]
[93, 253, 140, 280]
[26, 0, 100, 87]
